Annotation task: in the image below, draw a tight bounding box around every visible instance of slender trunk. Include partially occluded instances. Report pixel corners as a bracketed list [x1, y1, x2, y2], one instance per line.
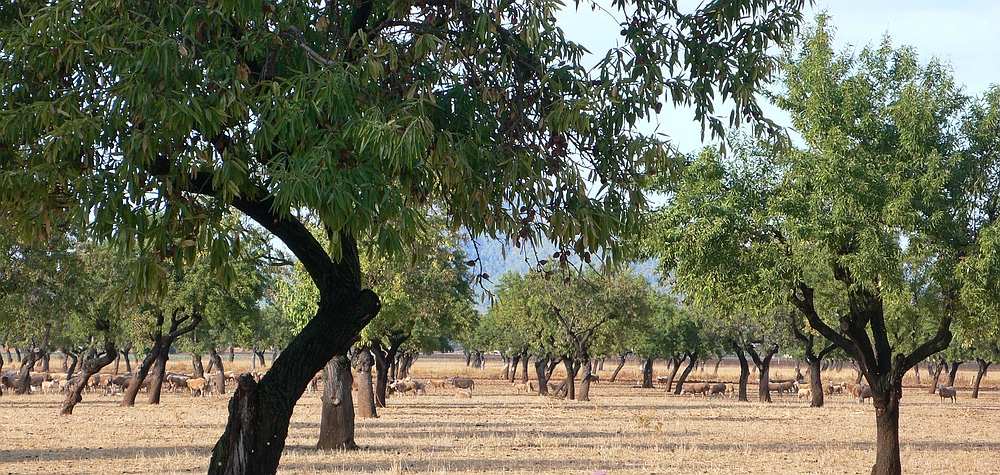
[372, 343, 391, 408]
[665, 354, 684, 393]
[65, 351, 79, 379]
[928, 360, 945, 394]
[351, 346, 377, 418]
[733, 341, 750, 402]
[209, 347, 226, 396]
[61, 339, 117, 415]
[641, 357, 654, 388]
[577, 357, 592, 401]
[534, 357, 549, 396]
[229, 346, 235, 363]
[972, 359, 990, 399]
[672, 352, 698, 395]
[317, 354, 357, 450]
[713, 357, 723, 377]
[609, 353, 628, 383]
[192, 354, 205, 379]
[509, 354, 520, 383]
[519, 352, 529, 383]
[747, 343, 778, 403]
[464, 350, 472, 366]
[501, 355, 510, 380]
[945, 361, 962, 387]
[912, 363, 920, 385]
[808, 356, 824, 407]
[147, 350, 168, 404]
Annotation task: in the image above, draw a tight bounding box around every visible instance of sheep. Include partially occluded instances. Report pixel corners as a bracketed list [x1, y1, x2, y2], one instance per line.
[853, 383, 872, 403]
[404, 380, 426, 395]
[389, 380, 411, 396]
[447, 377, 475, 393]
[41, 380, 60, 394]
[768, 380, 796, 396]
[938, 386, 957, 403]
[710, 382, 727, 396]
[585, 374, 600, 384]
[455, 389, 472, 398]
[680, 382, 711, 396]
[429, 379, 447, 389]
[186, 378, 208, 397]
[513, 381, 535, 394]
[798, 387, 812, 399]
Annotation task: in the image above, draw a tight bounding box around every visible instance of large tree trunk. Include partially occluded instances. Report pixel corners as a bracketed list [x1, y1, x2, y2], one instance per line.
[808, 355, 825, 407]
[147, 353, 168, 404]
[317, 354, 357, 450]
[533, 357, 550, 396]
[61, 339, 116, 415]
[559, 358, 578, 400]
[122, 345, 159, 406]
[519, 351, 529, 383]
[641, 357, 654, 388]
[508, 354, 520, 383]
[945, 360, 962, 387]
[869, 372, 904, 475]
[733, 340, 750, 402]
[672, 351, 698, 395]
[972, 359, 990, 399]
[577, 356, 593, 401]
[352, 346, 377, 418]
[15, 348, 40, 395]
[609, 353, 628, 383]
[192, 354, 205, 379]
[209, 347, 226, 396]
[500, 354, 511, 380]
[121, 347, 132, 373]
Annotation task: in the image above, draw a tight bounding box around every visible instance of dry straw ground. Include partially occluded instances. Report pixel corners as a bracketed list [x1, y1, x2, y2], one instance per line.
[2, 353, 999, 474]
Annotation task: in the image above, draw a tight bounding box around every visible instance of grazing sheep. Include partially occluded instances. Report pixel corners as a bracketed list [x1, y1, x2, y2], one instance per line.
[680, 382, 711, 396]
[448, 377, 475, 393]
[798, 387, 811, 399]
[455, 389, 472, 398]
[186, 378, 208, 397]
[853, 383, 872, 403]
[938, 386, 957, 403]
[585, 374, 600, 384]
[710, 382, 727, 396]
[768, 380, 796, 396]
[404, 380, 426, 395]
[429, 379, 447, 389]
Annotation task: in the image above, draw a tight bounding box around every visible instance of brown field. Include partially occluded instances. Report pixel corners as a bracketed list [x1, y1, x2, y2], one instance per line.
[2, 353, 999, 474]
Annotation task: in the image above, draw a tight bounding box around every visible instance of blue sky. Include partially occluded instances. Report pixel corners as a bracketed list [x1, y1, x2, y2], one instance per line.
[556, 1, 1000, 153]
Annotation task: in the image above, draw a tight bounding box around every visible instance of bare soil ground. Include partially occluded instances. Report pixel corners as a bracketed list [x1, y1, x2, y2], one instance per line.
[2, 354, 999, 474]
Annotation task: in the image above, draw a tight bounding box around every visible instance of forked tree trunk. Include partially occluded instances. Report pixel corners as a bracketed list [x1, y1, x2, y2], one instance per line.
[672, 351, 698, 395]
[713, 357, 723, 377]
[122, 346, 159, 406]
[352, 346, 377, 418]
[928, 360, 945, 394]
[61, 339, 117, 415]
[641, 357, 654, 388]
[664, 354, 685, 393]
[609, 353, 628, 383]
[560, 358, 578, 400]
[508, 354, 520, 382]
[317, 354, 357, 450]
[747, 343, 778, 403]
[15, 348, 40, 395]
[972, 359, 990, 399]
[577, 356, 593, 401]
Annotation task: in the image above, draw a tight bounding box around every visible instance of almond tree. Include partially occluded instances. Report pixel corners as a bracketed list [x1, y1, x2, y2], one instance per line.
[0, 1, 807, 472]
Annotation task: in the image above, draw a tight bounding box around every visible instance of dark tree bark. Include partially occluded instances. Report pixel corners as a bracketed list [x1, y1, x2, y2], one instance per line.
[229, 346, 235, 363]
[533, 356, 550, 396]
[609, 352, 628, 383]
[945, 360, 962, 387]
[519, 350, 529, 383]
[15, 348, 41, 395]
[664, 353, 685, 393]
[351, 345, 377, 418]
[789, 313, 838, 407]
[148, 309, 202, 404]
[911, 362, 920, 384]
[508, 353, 520, 382]
[122, 347, 132, 373]
[500, 354, 511, 380]
[972, 359, 991, 399]
[641, 357, 654, 388]
[558, 357, 578, 399]
[61, 335, 116, 415]
[317, 354, 357, 450]
[733, 341, 751, 402]
[746, 343, 778, 403]
[192, 354, 205, 379]
[65, 350, 79, 379]
[372, 332, 408, 406]
[672, 351, 698, 395]
[209, 347, 226, 396]
[712, 357, 723, 377]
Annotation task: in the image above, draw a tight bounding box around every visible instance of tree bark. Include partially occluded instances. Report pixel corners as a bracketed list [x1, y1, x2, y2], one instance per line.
[533, 356, 550, 396]
[928, 359, 945, 394]
[508, 354, 520, 382]
[148, 310, 202, 405]
[519, 351, 529, 383]
[732, 340, 750, 402]
[351, 345, 377, 418]
[209, 347, 226, 396]
[192, 354, 205, 379]
[15, 348, 40, 395]
[972, 359, 990, 399]
[609, 352, 628, 383]
[641, 357, 654, 388]
[229, 346, 235, 363]
[664, 354, 684, 393]
[577, 356, 592, 401]
[672, 351, 698, 395]
[122, 344, 159, 406]
[870, 371, 904, 475]
[61, 338, 116, 415]
[317, 354, 357, 450]
[945, 360, 962, 387]
[747, 343, 778, 403]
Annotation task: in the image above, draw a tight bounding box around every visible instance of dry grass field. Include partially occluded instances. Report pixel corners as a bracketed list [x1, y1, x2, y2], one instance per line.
[2, 353, 999, 474]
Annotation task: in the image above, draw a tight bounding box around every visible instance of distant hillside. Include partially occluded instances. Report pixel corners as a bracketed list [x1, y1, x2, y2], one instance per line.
[461, 237, 668, 308]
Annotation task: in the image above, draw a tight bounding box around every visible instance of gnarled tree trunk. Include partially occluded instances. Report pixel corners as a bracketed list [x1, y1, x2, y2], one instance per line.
[641, 357, 654, 388]
[972, 359, 990, 399]
[317, 354, 357, 450]
[747, 343, 778, 403]
[609, 352, 628, 383]
[672, 351, 698, 395]
[192, 354, 205, 379]
[209, 347, 226, 396]
[577, 355, 592, 401]
[945, 360, 962, 387]
[61, 337, 116, 415]
[352, 345, 377, 418]
[732, 340, 751, 402]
